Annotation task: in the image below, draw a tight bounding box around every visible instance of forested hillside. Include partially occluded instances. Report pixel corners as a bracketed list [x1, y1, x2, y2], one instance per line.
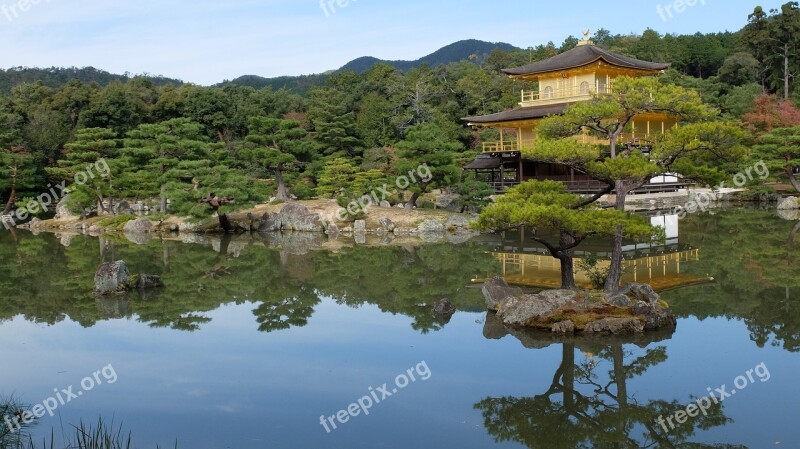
[0, 66, 183, 94]
[2, 3, 800, 219]
[338, 39, 520, 73]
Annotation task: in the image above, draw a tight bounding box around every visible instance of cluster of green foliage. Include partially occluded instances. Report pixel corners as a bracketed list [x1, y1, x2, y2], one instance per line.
[0, 230, 499, 333]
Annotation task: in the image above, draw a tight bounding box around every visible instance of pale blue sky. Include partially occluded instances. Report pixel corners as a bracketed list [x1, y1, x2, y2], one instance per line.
[0, 0, 788, 85]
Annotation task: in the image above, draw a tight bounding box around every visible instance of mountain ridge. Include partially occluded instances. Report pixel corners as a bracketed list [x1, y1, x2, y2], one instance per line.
[222, 39, 520, 91]
[0, 39, 521, 93]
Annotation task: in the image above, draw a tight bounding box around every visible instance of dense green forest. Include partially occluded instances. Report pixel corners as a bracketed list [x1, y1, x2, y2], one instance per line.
[3, 3, 800, 219]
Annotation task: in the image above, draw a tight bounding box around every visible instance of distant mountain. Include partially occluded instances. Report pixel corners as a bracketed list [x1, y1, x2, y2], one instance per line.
[339, 39, 520, 73]
[219, 73, 331, 93]
[0, 66, 182, 93]
[222, 39, 521, 93]
[2, 39, 521, 94]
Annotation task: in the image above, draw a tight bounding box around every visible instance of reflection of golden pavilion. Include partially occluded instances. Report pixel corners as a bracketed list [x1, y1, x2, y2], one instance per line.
[489, 214, 714, 292]
[495, 249, 710, 291]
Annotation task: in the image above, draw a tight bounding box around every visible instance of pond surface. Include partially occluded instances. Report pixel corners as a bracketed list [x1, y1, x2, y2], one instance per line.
[0, 209, 799, 448]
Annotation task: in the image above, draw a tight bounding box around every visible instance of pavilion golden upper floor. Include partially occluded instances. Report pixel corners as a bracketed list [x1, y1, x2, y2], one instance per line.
[463, 38, 676, 153]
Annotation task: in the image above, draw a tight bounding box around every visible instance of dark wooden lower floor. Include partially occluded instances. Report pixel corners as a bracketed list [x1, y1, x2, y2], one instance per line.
[465, 153, 689, 194]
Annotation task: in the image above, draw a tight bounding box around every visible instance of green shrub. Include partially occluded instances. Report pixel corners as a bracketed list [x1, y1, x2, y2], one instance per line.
[292, 183, 317, 200]
[336, 194, 366, 221]
[98, 214, 137, 230]
[576, 255, 611, 290]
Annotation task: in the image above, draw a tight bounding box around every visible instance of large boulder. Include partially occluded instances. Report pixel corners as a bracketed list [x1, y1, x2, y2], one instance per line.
[134, 274, 164, 290]
[123, 218, 152, 234]
[378, 217, 395, 232]
[498, 290, 579, 327]
[178, 221, 201, 233]
[605, 283, 660, 307]
[584, 317, 645, 334]
[279, 203, 324, 232]
[435, 193, 463, 212]
[482, 277, 523, 311]
[778, 208, 799, 221]
[260, 232, 324, 255]
[444, 214, 471, 231]
[417, 219, 444, 234]
[115, 200, 133, 215]
[325, 222, 340, 237]
[631, 301, 677, 331]
[551, 320, 576, 335]
[256, 212, 282, 232]
[354, 220, 367, 232]
[123, 230, 152, 245]
[777, 196, 799, 210]
[94, 261, 131, 295]
[432, 298, 457, 323]
[55, 195, 77, 220]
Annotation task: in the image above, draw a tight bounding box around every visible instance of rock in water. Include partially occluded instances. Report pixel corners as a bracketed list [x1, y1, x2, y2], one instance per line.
[444, 214, 471, 231]
[777, 196, 799, 210]
[123, 218, 152, 234]
[417, 219, 445, 234]
[499, 290, 579, 327]
[55, 195, 77, 220]
[605, 283, 660, 307]
[631, 301, 677, 331]
[94, 261, 130, 295]
[135, 274, 164, 290]
[257, 212, 282, 232]
[584, 317, 645, 334]
[778, 209, 799, 221]
[378, 217, 395, 232]
[325, 222, 340, 237]
[433, 298, 456, 317]
[481, 277, 523, 311]
[551, 320, 576, 335]
[279, 203, 323, 232]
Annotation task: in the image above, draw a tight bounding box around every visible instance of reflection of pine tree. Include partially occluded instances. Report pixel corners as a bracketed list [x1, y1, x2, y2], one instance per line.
[252, 286, 319, 333]
[475, 342, 737, 448]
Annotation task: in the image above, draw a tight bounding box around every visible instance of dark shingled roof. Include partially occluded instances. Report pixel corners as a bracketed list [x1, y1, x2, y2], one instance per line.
[464, 157, 503, 169]
[463, 103, 571, 125]
[502, 44, 671, 76]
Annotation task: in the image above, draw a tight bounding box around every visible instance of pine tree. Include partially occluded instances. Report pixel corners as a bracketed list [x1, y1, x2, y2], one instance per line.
[46, 127, 119, 214]
[242, 117, 314, 201]
[395, 123, 461, 207]
[308, 88, 363, 159]
[120, 118, 209, 212]
[476, 181, 659, 289]
[753, 126, 800, 192]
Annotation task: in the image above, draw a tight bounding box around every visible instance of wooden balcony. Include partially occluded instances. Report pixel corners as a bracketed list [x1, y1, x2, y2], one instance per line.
[520, 81, 614, 107]
[482, 141, 519, 153]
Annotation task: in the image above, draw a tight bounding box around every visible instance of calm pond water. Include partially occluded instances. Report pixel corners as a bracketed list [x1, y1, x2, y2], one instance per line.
[0, 209, 799, 448]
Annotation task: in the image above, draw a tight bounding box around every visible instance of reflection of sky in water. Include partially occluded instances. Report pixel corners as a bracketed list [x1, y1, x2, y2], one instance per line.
[1, 298, 798, 449]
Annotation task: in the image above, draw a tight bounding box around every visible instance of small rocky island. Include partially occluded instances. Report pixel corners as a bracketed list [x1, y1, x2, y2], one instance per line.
[482, 278, 676, 335]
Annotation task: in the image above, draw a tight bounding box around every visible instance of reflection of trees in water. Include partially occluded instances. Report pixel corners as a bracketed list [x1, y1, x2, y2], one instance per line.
[476, 323, 741, 448]
[0, 232, 499, 334]
[663, 209, 800, 351]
